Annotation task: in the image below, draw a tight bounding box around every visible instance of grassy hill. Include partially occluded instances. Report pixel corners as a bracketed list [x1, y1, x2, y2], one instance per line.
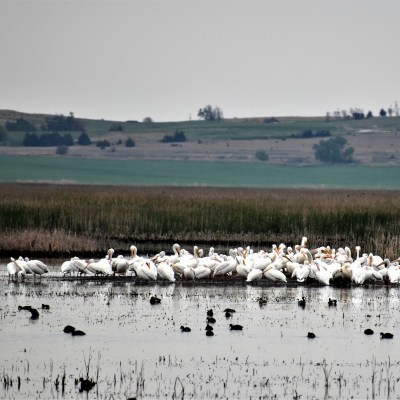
[1, 109, 400, 188]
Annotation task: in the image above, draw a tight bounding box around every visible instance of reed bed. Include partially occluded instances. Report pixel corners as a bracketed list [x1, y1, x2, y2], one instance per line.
[0, 183, 399, 259]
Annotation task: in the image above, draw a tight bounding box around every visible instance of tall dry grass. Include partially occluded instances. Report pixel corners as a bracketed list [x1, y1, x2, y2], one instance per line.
[0, 183, 399, 258]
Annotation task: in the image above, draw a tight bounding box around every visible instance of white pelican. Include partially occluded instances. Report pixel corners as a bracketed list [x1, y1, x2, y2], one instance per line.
[213, 249, 238, 277]
[155, 255, 176, 282]
[311, 262, 332, 285]
[291, 262, 310, 283]
[86, 253, 112, 275]
[263, 265, 287, 283]
[25, 257, 48, 279]
[194, 265, 211, 279]
[111, 255, 129, 275]
[127, 245, 147, 275]
[136, 259, 158, 281]
[246, 268, 263, 282]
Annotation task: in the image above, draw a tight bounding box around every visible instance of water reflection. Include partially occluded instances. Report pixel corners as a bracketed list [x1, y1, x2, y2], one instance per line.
[1, 265, 400, 399]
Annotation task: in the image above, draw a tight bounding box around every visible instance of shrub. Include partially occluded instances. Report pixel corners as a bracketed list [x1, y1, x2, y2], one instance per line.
[313, 136, 354, 163]
[96, 140, 111, 149]
[77, 132, 91, 145]
[55, 145, 69, 155]
[125, 137, 136, 148]
[161, 130, 187, 143]
[255, 150, 269, 161]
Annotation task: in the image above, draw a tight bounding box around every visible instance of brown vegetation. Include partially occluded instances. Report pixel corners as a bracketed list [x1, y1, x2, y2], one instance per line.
[0, 183, 399, 259]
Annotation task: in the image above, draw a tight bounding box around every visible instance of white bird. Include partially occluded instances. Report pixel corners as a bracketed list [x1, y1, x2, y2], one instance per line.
[291, 262, 310, 283]
[136, 259, 158, 281]
[213, 249, 238, 277]
[246, 268, 263, 282]
[156, 260, 176, 282]
[194, 265, 211, 279]
[87, 256, 112, 275]
[25, 257, 48, 279]
[111, 255, 129, 275]
[263, 265, 287, 283]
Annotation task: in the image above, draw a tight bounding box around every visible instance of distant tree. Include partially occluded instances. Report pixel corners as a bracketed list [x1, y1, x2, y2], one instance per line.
[198, 105, 224, 121]
[394, 101, 399, 117]
[366, 111, 373, 118]
[125, 137, 136, 147]
[0, 125, 8, 143]
[388, 107, 393, 117]
[109, 123, 123, 131]
[325, 112, 330, 122]
[143, 117, 153, 123]
[6, 117, 36, 132]
[379, 108, 387, 117]
[23, 133, 40, 146]
[96, 139, 111, 149]
[161, 130, 187, 143]
[55, 145, 69, 155]
[313, 136, 354, 163]
[45, 112, 84, 131]
[77, 131, 91, 145]
[255, 150, 269, 161]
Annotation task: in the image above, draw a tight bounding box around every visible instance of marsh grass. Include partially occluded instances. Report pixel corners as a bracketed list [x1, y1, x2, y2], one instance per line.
[0, 184, 399, 258]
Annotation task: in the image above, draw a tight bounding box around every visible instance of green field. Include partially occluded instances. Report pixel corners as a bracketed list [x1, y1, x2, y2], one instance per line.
[1, 156, 400, 189]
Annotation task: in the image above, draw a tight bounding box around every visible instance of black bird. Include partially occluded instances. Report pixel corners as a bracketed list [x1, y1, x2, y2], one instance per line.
[224, 308, 236, 313]
[150, 296, 161, 305]
[205, 324, 213, 331]
[63, 325, 75, 333]
[229, 324, 243, 331]
[207, 309, 214, 317]
[18, 305, 32, 311]
[79, 377, 96, 392]
[207, 317, 216, 324]
[206, 330, 214, 336]
[41, 304, 50, 310]
[72, 329, 86, 336]
[29, 308, 39, 320]
[364, 329, 374, 335]
[380, 332, 393, 339]
[225, 312, 232, 318]
[307, 332, 316, 339]
[328, 298, 337, 307]
[258, 298, 268, 306]
[298, 296, 306, 308]
[180, 326, 191, 332]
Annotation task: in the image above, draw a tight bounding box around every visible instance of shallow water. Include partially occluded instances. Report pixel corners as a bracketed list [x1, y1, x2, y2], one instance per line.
[1, 261, 400, 399]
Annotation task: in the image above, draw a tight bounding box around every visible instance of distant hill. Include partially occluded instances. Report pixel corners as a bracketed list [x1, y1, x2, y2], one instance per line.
[1, 109, 400, 166]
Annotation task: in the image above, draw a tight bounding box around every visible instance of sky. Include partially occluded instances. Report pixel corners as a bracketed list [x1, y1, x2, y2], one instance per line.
[1, 0, 399, 122]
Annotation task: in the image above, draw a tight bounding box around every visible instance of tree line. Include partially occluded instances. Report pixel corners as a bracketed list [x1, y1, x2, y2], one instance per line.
[326, 102, 399, 121]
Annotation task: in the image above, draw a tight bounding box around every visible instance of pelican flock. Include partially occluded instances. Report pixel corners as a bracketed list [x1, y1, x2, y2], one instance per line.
[5, 237, 400, 285]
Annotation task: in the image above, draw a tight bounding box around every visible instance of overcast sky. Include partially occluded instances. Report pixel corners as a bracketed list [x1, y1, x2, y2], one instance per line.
[1, 0, 399, 122]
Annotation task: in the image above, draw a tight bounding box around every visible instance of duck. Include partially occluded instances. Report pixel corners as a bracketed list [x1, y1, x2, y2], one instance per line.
[298, 296, 306, 308]
[79, 377, 96, 392]
[207, 316, 216, 324]
[229, 324, 243, 331]
[307, 332, 316, 339]
[63, 325, 75, 333]
[150, 295, 161, 305]
[41, 304, 50, 310]
[224, 308, 236, 313]
[364, 328, 374, 335]
[328, 298, 337, 307]
[206, 330, 214, 336]
[380, 332, 393, 339]
[207, 309, 214, 317]
[29, 308, 39, 320]
[205, 324, 214, 331]
[180, 326, 191, 332]
[72, 329, 86, 336]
